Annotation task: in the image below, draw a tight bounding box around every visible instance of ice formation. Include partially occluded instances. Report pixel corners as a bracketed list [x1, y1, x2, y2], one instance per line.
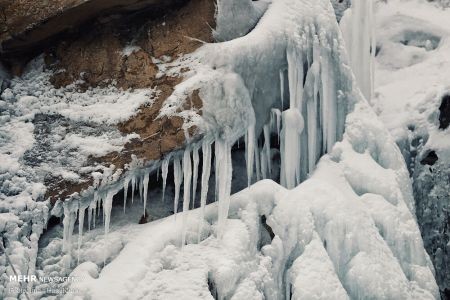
[0, 0, 444, 298]
[340, 0, 376, 100]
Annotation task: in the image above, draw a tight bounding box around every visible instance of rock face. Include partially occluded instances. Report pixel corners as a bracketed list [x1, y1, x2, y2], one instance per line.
[399, 93, 450, 298]
[0, 0, 191, 56]
[0, 0, 215, 203]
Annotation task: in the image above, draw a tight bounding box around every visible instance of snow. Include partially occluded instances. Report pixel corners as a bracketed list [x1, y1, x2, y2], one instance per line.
[49, 0, 441, 299]
[0, 0, 446, 298]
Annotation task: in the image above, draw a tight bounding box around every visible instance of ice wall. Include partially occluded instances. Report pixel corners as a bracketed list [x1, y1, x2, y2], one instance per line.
[56, 0, 379, 273]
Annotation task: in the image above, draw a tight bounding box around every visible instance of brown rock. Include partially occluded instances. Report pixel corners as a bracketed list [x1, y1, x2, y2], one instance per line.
[44, 0, 214, 204]
[0, 0, 189, 56]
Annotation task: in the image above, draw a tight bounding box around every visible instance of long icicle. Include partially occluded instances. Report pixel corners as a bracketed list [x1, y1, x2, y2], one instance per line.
[246, 124, 255, 187]
[143, 172, 149, 215]
[217, 139, 232, 239]
[214, 141, 220, 201]
[173, 156, 182, 216]
[263, 124, 271, 178]
[103, 190, 114, 266]
[77, 206, 86, 265]
[131, 176, 136, 204]
[123, 178, 129, 213]
[181, 148, 192, 246]
[192, 147, 199, 209]
[161, 157, 169, 202]
[198, 140, 212, 242]
[139, 175, 144, 203]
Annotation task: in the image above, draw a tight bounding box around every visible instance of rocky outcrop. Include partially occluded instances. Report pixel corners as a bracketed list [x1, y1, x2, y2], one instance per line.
[399, 93, 450, 298]
[0, 0, 216, 203]
[0, 0, 193, 57]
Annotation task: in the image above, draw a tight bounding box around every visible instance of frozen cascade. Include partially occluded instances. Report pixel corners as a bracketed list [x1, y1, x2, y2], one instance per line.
[280, 109, 305, 189]
[62, 202, 77, 271]
[103, 190, 114, 265]
[320, 48, 337, 153]
[123, 177, 129, 213]
[77, 206, 86, 265]
[287, 46, 304, 109]
[143, 172, 149, 215]
[192, 147, 199, 209]
[161, 157, 169, 202]
[173, 156, 182, 215]
[340, 0, 375, 100]
[62, 203, 75, 255]
[198, 140, 212, 242]
[181, 148, 192, 246]
[216, 139, 232, 239]
[304, 61, 320, 173]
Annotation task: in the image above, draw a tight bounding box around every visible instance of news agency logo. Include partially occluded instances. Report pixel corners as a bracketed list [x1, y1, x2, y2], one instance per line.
[9, 275, 80, 283]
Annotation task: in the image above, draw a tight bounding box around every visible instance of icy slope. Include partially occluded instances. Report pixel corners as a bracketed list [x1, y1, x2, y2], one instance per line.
[373, 0, 450, 295]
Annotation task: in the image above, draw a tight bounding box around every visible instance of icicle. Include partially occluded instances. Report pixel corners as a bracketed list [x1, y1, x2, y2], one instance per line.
[88, 194, 97, 231]
[77, 206, 86, 265]
[280, 109, 304, 189]
[280, 70, 285, 110]
[216, 139, 232, 239]
[246, 124, 255, 187]
[263, 124, 271, 177]
[214, 141, 220, 201]
[173, 156, 182, 215]
[139, 175, 144, 203]
[88, 206, 92, 232]
[192, 147, 199, 209]
[255, 141, 261, 182]
[261, 148, 267, 179]
[62, 202, 77, 269]
[143, 172, 149, 215]
[131, 176, 136, 204]
[198, 140, 212, 242]
[304, 61, 320, 173]
[123, 178, 129, 214]
[320, 50, 337, 152]
[103, 191, 114, 266]
[340, 0, 375, 100]
[271, 108, 282, 145]
[287, 46, 304, 109]
[181, 148, 192, 246]
[161, 158, 169, 202]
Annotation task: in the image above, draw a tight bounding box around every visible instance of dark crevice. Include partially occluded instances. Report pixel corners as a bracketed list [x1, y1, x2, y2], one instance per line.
[420, 150, 438, 166]
[439, 94, 450, 130]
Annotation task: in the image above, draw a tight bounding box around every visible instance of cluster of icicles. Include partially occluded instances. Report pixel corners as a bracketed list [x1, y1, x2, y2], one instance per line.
[61, 41, 345, 272]
[58, 3, 379, 268]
